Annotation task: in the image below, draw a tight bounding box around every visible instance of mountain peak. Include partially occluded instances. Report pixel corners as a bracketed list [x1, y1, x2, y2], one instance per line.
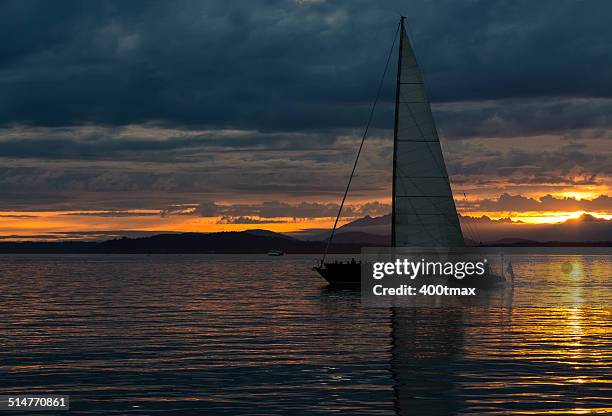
[338, 214, 390, 229]
[243, 229, 295, 239]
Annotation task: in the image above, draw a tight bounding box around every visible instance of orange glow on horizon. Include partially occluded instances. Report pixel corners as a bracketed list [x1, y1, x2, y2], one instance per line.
[464, 210, 612, 224]
[1, 202, 611, 240]
[552, 190, 603, 200]
[0, 211, 351, 239]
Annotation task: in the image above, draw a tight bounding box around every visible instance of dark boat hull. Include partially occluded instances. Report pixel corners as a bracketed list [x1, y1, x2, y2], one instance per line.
[313, 262, 361, 286]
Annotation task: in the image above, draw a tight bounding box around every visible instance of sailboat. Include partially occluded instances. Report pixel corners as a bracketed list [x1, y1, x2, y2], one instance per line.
[314, 17, 484, 285]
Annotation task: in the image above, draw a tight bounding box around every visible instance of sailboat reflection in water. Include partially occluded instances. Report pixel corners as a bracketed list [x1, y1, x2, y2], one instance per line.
[314, 17, 487, 285]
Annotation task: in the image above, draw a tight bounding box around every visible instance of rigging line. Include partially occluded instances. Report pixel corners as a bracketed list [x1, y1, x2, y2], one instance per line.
[460, 192, 478, 243]
[437, 134, 476, 241]
[440, 157, 479, 244]
[430, 147, 474, 241]
[321, 22, 400, 265]
[462, 192, 484, 244]
[459, 192, 477, 243]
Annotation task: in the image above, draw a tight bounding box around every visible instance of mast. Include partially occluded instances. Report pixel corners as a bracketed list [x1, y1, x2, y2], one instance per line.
[391, 16, 405, 247]
[318, 22, 400, 265]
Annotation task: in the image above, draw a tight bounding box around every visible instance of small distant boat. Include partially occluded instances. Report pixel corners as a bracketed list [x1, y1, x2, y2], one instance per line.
[267, 250, 284, 256]
[314, 17, 508, 287]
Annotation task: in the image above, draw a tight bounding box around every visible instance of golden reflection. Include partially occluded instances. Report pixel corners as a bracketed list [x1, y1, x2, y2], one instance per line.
[562, 261, 585, 282]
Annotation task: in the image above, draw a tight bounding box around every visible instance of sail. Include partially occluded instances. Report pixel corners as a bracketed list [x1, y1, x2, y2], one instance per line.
[392, 22, 464, 247]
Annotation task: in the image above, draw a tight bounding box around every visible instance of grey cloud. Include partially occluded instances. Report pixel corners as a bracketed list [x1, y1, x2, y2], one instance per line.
[0, 214, 39, 218]
[452, 145, 611, 182]
[477, 193, 611, 212]
[195, 201, 221, 217]
[436, 98, 612, 140]
[0, 127, 339, 161]
[217, 216, 288, 224]
[61, 210, 160, 217]
[200, 201, 341, 219]
[193, 200, 391, 219]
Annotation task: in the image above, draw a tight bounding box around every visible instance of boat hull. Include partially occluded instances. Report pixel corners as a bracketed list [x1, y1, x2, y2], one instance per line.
[313, 262, 361, 286]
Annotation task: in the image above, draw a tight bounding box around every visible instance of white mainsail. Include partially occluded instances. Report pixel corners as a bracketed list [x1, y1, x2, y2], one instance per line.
[392, 20, 464, 247]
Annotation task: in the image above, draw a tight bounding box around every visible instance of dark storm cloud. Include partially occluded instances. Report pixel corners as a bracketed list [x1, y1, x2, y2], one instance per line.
[453, 144, 612, 179]
[2, 0, 612, 131]
[435, 98, 612, 140]
[0, 128, 337, 160]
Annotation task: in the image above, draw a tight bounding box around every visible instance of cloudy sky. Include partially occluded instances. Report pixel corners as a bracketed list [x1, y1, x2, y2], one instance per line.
[1, 0, 611, 240]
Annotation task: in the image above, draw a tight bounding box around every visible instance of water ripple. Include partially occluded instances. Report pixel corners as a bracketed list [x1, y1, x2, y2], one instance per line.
[0, 254, 610, 415]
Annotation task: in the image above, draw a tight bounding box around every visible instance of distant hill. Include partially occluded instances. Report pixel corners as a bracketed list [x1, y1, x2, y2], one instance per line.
[489, 237, 538, 245]
[0, 231, 373, 254]
[243, 229, 295, 239]
[298, 214, 390, 243]
[323, 231, 390, 245]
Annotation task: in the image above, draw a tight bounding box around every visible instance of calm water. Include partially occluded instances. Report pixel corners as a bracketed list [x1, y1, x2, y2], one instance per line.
[0, 254, 610, 415]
